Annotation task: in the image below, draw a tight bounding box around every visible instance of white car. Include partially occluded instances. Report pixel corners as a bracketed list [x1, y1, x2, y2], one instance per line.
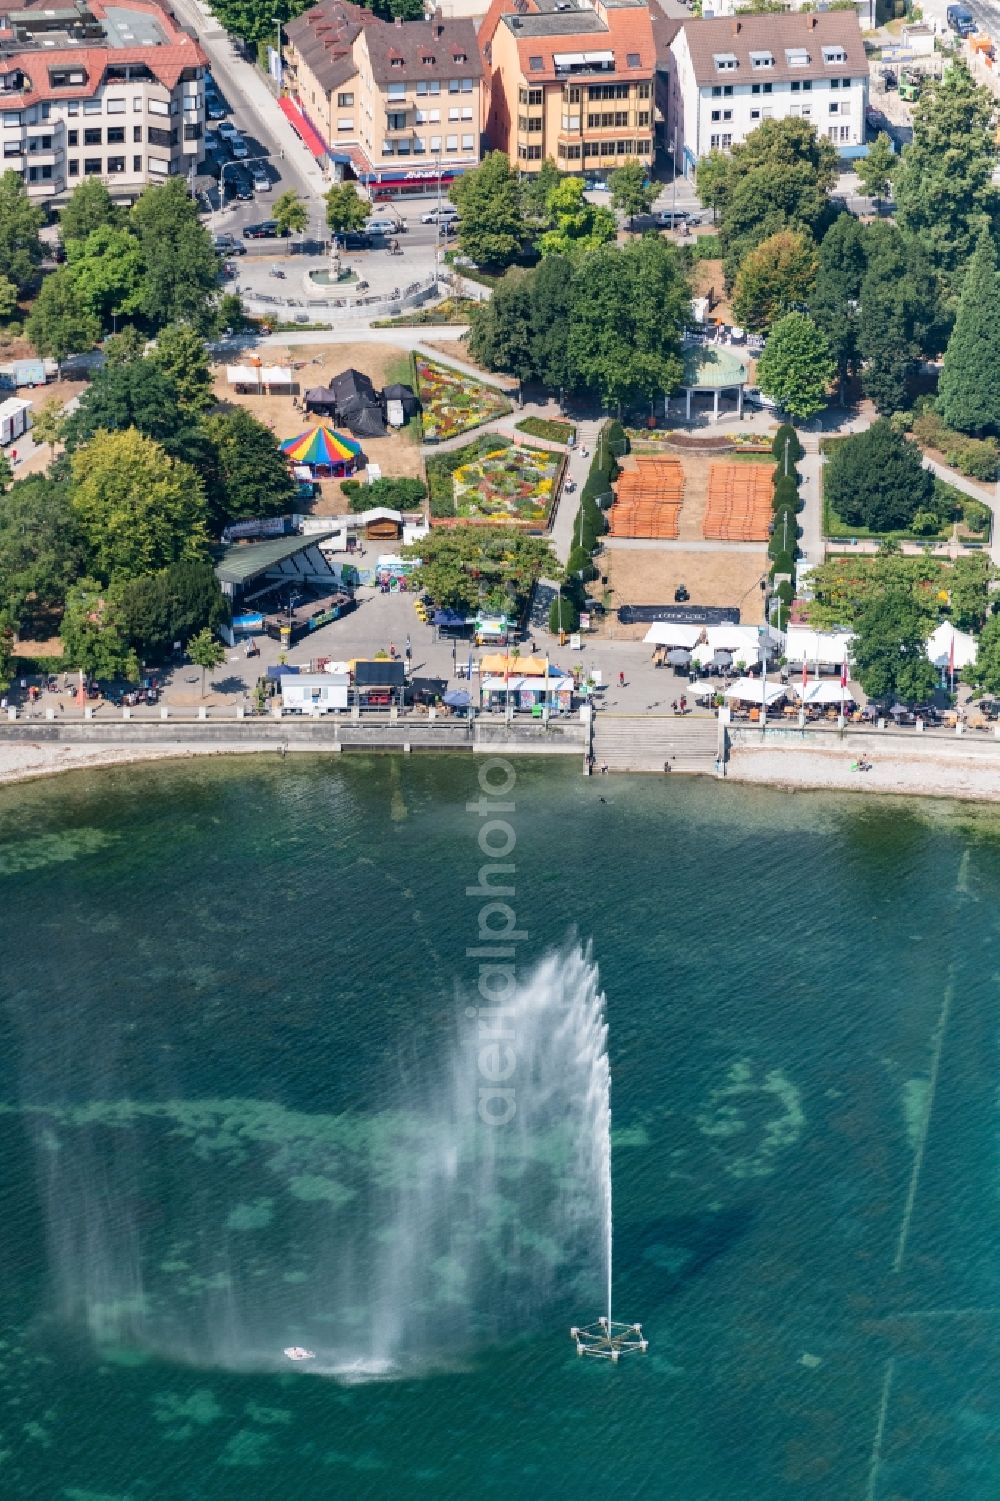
[251, 166, 271, 192]
[230, 135, 249, 159]
[217, 120, 239, 140]
[420, 205, 459, 224]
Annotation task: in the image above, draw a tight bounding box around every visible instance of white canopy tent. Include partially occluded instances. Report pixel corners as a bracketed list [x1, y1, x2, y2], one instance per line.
[723, 678, 787, 706]
[926, 621, 977, 670]
[792, 680, 856, 706]
[785, 625, 854, 667]
[643, 623, 703, 648]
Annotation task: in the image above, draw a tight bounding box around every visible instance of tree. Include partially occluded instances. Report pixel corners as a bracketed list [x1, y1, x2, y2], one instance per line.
[60, 577, 138, 680]
[150, 322, 214, 414]
[969, 611, 1000, 693]
[521, 157, 561, 229]
[59, 178, 118, 246]
[938, 228, 1000, 437]
[403, 527, 555, 613]
[811, 214, 866, 399]
[731, 228, 818, 332]
[188, 625, 225, 695]
[273, 190, 308, 237]
[129, 178, 220, 329]
[0, 452, 11, 492]
[0, 275, 17, 323]
[529, 254, 577, 393]
[201, 406, 296, 529]
[70, 428, 209, 582]
[68, 357, 194, 453]
[857, 131, 896, 212]
[65, 224, 145, 325]
[539, 177, 616, 259]
[25, 269, 102, 364]
[858, 286, 914, 416]
[609, 158, 656, 229]
[756, 312, 834, 421]
[851, 589, 938, 703]
[825, 419, 933, 532]
[0, 474, 84, 634]
[31, 398, 67, 461]
[549, 590, 580, 634]
[325, 181, 369, 237]
[695, 150, 731, 223]
[467, 269, 535, 385]
[568, 236, 688, 408]
[949, 554, 996, 632]
[117, 559, 229, 661]
[894, 62, 999, 284]
[0, 169, 44, 295]
[450, 152, 525, 270]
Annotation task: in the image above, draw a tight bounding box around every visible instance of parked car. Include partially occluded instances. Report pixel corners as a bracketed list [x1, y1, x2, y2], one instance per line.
[213, 233, 246, 255]
[206, 99, 227, 120]
[335, 231, 373, 251]
[251, 165, 271, 192]
[230, 134, 249, 159]
[655, 208, 701, 228]
[420, 204, 459, 224]
[205, 129, 224, 153]
[217, 120, 239, 140]
[231, 171, 253, 202]
[243, 220, 285, 239]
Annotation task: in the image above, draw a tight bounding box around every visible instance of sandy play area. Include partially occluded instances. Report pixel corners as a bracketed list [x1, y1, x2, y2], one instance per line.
[209, 341, 425, 515]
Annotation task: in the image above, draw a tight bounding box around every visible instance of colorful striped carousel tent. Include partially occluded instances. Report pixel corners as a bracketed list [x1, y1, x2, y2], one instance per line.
[279, 425, 362, 476]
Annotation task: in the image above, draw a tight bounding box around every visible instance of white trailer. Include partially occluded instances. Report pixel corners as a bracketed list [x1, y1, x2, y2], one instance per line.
[0, 397, 31, 446]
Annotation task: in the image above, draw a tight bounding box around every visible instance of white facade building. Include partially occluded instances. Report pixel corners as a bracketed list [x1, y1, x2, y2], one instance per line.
[670, 12, 869, 168]
[0, 0, 207, 205]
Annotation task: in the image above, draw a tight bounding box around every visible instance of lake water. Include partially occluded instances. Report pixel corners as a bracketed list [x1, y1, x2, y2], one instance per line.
[0, 756, 997, 1500]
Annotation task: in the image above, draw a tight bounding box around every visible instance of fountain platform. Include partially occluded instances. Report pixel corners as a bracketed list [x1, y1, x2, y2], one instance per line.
[570, 1316, 648, 1362]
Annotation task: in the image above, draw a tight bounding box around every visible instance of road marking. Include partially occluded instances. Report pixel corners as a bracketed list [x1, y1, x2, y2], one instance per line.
[866, 1357, 896, 1501]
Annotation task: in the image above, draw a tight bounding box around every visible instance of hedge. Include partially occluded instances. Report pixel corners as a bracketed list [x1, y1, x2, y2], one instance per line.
[772, 475, 799, 510]
[549, 593, 580, 633]
[772, 423, 803, 465]
[341, 476, 427, 512]
[566, 545, 598, 582]
[770, 551, 795, 578]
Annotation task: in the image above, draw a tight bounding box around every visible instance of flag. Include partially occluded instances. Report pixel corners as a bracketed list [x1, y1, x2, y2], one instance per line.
[841, 656, 849, 689]
[948, 633, 955, 680]
[802, 660, 808, 692]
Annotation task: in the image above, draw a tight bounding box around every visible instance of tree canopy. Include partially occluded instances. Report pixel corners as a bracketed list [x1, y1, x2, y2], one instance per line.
[894, 63, 1000, 285]
[129, 178, 220, 329]
[25, 269, 102, 364]
[325, 181, 370, 237]
[201, 406, 297, 529]
[937, 228, 1000, 437]
[273, 190, 308, 236]
[59, 178, 119, 245]
[810, 213, 866, 397]
[70, 428, 209, 582]
[402, 527, 555, 613]
[116, 559, 229, 662]
[755, 312, 834, 420]
[150, 323, 215, 414]
[0, 474, 84, 635]
[0, 169, 44, 295]
[450, 152, 525, 269]
[825, 420, 933, 532]
[857, 131, 896, 209]
[850, 589, 938, 704]
[731, 228, 818, 332]
[609, 158, 656, 227]
[567, 236, 687, 406]
[539, 177, 616, 259]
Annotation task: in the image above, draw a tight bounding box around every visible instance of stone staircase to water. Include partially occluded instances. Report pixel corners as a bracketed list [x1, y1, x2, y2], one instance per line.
[592, 713, 722, 774]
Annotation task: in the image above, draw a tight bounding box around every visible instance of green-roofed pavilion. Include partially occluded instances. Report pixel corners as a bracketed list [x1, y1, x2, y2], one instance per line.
[681, 344, 749, 421]
[215, 532, 335, 594]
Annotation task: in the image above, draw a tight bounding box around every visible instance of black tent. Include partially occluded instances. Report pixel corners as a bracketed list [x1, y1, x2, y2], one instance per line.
[331, 368, 378, 412]
[382, 381, 421, 419]
[340, 396, 386, 438]
[304, 385, 337, 416]
[355, 659, 406, 691]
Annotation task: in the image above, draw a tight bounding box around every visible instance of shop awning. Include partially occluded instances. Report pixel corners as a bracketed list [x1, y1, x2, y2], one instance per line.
[278, 96, 327, 159]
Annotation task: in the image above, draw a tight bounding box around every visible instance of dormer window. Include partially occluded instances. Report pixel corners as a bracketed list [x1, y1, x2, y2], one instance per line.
[785, 48, 809, 67]
[749, 51, 773, 69]
[422, 53, 435, 64]
[713, 53, 738, 72]
[822, 46, 846, 64]
[529, 55, 543, 71]
[452, 51, 466, 63]
[627, 51, 640, 67]
[390, 56, 403, 68]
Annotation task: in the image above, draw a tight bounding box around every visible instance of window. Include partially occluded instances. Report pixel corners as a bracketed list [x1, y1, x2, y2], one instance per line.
[828, 101, 841, 114]
[390, 56, 402, 69]
[713, 53, 737, 72]
[3, 141, 20, 158]
[49, 68, 86, 88]
[83, 99, 101, 115]
[107, 126, 125, 144]
[133, 155, 142, 170]
[637, 111, 650, 127]
[823, 46, 847, 64]
[462, 133, 473, 149]
[148, 98, 170, 116]
[106, 98, 125, 114]
[449, 106, 460, 121]
[149, 157, 169, 174]
[421, 54, 435, 66]
[387, 82, 405, 100]
[626, 52, 640, 67]
[28, 135, 52, 152]
[528, 88, 542, 106]
[567, 85, 581, 103]
[637, 82, 650, 99]
[709, 132, 732, 149]
[750, 51, 773, 69]
[28, 163, 53, 181]
[529, 56, 543, 72]
[828, 123, 850, 142]
[453, 51, 467, 64]
[785, 48, 810, 68]
[416, 80, 440, 95]
[723, 85, 733, 96]
[750, 107, 761, 120]
[462, 78, 472, 92]
[147, 126, 174, 148]
[387, 111, 407, 129]
[2, 111, 21, 126]
[337, 92, 354, 107]
[68, 159, 79, 176]
[183, 123, 201, 141]
[337, 117, 352, 131]
[448, 79, 459, 93]
[528, 116, 542, 132]
[133, 125, 142, 142]
[526, 143, 541, 160]
[446, 134, 458, 150]
[563, 143, 581, 160]
[133, 98, 142, 112]
[84, 157, 101, 174]
[84, 128, 102, 145]
[107, 156, 125, 173]
[430, 135, 441, 150]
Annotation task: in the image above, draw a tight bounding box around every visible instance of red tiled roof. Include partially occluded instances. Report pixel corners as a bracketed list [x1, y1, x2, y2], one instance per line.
[514, 8, 655, 84]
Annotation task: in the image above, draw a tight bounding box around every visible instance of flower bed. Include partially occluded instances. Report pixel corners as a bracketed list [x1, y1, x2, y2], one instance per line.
[515, 415, 576, 445]
[427, 435, 562, 527]
[415, 356, 511, 441]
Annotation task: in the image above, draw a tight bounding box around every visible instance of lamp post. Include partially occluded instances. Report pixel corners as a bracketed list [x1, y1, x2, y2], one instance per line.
[669, 128, 678, 230]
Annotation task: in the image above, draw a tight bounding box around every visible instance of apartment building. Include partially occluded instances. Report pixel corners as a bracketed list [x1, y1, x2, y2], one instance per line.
[478, 0, 657, 176]
[0, 0, 206, 204]
[670, 12, 868, 168]
[282, 2, 483, 198]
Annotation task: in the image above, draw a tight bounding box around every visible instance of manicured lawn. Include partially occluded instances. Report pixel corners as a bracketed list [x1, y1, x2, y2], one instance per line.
[823, 495, 951, 544]
[415, 356, 511, 442]
[426, 434, 561, 525]
[515, 416, 576, 445]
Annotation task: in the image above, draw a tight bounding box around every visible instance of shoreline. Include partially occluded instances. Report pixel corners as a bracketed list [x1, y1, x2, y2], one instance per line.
[2, 736, 1000, 805]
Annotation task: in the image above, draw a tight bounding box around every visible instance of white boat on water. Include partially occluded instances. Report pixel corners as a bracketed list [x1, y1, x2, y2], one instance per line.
[283, 1346, 316, 1362]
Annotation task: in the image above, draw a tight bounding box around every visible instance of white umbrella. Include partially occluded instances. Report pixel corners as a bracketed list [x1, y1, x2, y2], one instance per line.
[723, 678, 787, 705]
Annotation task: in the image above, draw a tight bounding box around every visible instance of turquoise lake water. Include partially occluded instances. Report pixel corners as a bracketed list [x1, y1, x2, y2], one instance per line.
[0, 756, 997, 1500]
